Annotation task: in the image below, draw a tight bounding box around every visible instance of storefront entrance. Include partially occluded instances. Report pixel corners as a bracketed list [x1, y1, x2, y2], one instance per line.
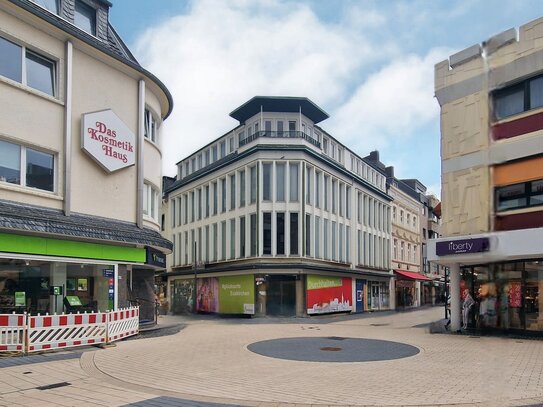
[267, 276, 296, 316]
[367, 281, 390, 310]
[461, 261, 543, 333]
[396, 280, 415, 308]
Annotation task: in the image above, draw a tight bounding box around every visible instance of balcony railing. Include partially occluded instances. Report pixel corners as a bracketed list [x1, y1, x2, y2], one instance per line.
[239, 131, 321, 148]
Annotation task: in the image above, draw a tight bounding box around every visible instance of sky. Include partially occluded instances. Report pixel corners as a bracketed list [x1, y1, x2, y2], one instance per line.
[110, 0, 543, 197]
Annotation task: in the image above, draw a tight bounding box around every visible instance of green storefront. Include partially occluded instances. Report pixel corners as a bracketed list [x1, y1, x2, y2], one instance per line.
[0, 232, 146, 315]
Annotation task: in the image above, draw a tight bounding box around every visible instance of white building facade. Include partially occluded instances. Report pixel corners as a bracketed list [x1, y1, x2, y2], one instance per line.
[163, 97, 392, 317]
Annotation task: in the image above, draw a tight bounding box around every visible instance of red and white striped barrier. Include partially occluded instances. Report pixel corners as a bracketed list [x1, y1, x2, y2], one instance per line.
[0, 314, 26, 352]
[27, 312, 107, 353]
[107, 307, 139, 342]
[0, 306, 140, 354]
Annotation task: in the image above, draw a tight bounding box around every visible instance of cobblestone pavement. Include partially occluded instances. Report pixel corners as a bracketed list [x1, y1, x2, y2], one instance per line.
[1, 307, 543, 407]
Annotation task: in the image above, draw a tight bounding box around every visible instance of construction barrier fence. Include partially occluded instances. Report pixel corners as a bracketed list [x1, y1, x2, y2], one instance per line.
[0, 306, 139, 354]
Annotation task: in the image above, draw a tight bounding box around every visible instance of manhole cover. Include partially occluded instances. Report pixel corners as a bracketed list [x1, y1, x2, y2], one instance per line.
[248, 337, 419, 362]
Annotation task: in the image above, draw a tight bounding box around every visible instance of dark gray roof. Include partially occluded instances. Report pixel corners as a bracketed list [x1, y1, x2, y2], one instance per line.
[0, 199, 172, 251]
[230, 96, 329, 124]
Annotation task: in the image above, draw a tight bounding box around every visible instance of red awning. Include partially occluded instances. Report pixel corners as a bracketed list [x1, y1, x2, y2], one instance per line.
[394, 270, 432, 281]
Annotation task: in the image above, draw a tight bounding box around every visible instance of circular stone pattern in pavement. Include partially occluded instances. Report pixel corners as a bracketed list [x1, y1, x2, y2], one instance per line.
[248, 337, 420, 362]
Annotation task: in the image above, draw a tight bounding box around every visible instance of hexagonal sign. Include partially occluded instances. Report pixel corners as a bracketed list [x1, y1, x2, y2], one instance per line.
[81, 109, 136, 173]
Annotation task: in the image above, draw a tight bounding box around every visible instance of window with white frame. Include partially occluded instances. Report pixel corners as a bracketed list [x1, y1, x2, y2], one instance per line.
[143, 182, 159, 221]
[0, 35, 56, 96]
[0, 139, 55, 192]
[144, 109, 159, 143]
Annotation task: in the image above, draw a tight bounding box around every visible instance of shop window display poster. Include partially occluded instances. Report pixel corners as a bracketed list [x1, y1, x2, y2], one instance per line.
[306, 275, 353, 315]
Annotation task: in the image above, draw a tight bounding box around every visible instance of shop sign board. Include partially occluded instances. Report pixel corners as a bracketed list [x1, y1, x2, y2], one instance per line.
[81, 109, 136, 173]
[436, 237, 489, 256]
[146, 247, 166, 268]
[218, 275, 254, 315]
[306, 275, 352, 315]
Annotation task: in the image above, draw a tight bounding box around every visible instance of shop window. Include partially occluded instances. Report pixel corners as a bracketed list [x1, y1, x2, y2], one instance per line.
[0, 35, 56, 96]
[143, 182, 159, 221]
[493, 74, 543, 120]
[495, 179, 543, 212]
[144, 109, 158, 143]
[74, 0, 97, 36]
[0, 139, 55, 192]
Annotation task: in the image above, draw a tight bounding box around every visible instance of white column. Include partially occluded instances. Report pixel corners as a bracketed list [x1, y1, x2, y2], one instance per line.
[449, 263, 461, 331]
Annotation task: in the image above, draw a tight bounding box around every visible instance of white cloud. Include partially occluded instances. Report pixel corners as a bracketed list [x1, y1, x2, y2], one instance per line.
[135, 0, 384, 176]
[326, 48, 450, 155]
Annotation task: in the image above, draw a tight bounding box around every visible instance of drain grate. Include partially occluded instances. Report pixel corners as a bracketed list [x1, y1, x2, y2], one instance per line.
[320, 347, 342, 352]
[37, 382, 71, 391]
[327, 336, 346, 341]
[370, 323, 389, 326]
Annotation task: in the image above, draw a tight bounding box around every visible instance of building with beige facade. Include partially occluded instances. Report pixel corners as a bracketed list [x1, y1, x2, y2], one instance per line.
[365, 152, 434, 309]
[0, 0, 172, 322]
[429, 17, 543, 334]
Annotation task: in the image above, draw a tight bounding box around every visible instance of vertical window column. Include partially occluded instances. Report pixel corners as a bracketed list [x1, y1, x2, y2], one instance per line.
[263, 212, 272, 255]
[290, 213, 299, 255]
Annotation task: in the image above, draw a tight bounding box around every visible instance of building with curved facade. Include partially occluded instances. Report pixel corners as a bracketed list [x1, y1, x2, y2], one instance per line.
[0, 0, 173, 321]
[163, 96, 392, 317]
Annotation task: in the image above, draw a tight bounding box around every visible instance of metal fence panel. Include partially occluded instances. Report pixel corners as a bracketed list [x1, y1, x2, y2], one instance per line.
[0, 314, 25, 353]
[107, 307, 139, 342]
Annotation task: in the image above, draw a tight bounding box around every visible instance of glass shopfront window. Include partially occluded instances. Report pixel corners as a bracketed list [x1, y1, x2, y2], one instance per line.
[0, 259, 115, 315]
[461, 260, 543, 333]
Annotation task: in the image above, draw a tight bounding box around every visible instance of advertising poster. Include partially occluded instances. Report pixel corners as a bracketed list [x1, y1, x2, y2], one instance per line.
[509, 282, 522, 308]
[196, 277, 219, 313]
[218, 275, 255, 314]
[306, 275, 353, 315]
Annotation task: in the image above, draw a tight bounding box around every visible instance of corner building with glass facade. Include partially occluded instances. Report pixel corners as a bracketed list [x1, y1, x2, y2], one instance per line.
[429, 18, 543, 335]
[0, 0, 173, 322]
[163, 96, 393, 317]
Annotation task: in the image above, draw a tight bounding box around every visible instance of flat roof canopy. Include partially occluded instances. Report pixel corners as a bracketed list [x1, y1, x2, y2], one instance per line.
[229, 96, 329, 124]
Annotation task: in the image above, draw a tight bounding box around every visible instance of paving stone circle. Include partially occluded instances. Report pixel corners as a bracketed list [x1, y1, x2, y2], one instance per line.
[247, 336, 420, 362]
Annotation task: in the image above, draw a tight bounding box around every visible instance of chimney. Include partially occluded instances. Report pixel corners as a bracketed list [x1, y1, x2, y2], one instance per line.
[385, 166, 394, 178]
[369, 150, 379, 162]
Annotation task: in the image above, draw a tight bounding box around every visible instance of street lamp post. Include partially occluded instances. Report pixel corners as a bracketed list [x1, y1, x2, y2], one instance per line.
[193, 241, 197, 313]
